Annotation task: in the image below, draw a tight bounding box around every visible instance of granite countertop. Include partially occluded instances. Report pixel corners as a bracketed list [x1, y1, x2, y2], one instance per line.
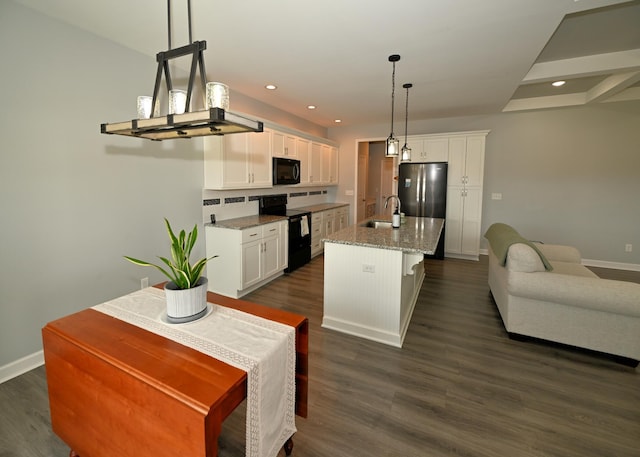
[323, 216, 444, 255]
[206, 214, 287, 230]
[292, 202, 349, 213]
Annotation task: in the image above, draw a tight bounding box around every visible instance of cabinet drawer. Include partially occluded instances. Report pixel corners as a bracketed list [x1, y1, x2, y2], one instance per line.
[262, 222, 280, 238]
[242, 227, 262, 243]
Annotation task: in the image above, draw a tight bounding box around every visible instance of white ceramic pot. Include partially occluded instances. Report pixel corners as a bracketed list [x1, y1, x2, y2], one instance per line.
[164, 277, 209, 323]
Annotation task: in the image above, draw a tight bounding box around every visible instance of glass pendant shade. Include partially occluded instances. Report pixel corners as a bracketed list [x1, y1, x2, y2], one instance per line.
[401, 143, 411, 162]
[386, 135, 400, 157]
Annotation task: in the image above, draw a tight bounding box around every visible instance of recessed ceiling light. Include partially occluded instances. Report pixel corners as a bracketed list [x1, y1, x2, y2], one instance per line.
[307, 105, 316, 110]
[552, 80, 566, 87]
[334, 119, 342, 123]
[265, 84, 277, 90]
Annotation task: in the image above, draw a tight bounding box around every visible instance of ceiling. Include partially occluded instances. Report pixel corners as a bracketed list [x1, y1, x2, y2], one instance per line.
[13, 0, 640, 128]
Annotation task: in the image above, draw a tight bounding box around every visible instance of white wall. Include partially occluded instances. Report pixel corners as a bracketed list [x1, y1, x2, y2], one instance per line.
[329, 102, 640, 267]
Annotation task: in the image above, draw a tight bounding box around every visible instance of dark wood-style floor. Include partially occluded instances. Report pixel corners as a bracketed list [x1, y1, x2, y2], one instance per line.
[1, 256, 638, 457]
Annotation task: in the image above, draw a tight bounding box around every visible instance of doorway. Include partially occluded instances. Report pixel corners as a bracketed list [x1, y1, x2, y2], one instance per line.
[356, 140, 396, 222]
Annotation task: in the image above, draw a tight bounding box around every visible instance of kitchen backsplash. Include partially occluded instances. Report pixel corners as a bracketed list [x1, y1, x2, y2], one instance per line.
[202, 187, 334, 222]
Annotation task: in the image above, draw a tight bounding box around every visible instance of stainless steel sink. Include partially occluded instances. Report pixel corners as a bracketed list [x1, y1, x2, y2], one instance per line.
[361, 220, 393, 229]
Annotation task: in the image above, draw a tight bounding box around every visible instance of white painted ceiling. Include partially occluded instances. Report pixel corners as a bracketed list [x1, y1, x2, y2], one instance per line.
[13, 0, 640, 128]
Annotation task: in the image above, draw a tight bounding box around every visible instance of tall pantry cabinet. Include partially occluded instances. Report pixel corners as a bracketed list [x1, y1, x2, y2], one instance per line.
[443, 132, 488, 260]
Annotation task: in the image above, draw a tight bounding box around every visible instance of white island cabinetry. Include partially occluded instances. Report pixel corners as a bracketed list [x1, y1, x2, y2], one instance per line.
[322, 216, 444, 347]
[205, 218, 287, 298]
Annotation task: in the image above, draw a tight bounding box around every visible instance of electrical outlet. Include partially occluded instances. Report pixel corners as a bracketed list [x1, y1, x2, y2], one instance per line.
[141, 277, 149, 289]
[625, 244, 633, 252]
[345, 189, 354, 196]
[362, 264, 375, 273]
[491, 193, 502, 200]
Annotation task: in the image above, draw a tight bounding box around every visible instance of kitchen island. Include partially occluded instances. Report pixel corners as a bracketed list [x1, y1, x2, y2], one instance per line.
[322, 216, 444, 347]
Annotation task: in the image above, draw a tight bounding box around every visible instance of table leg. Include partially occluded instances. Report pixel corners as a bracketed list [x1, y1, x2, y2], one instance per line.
[284, 437, 294, 456]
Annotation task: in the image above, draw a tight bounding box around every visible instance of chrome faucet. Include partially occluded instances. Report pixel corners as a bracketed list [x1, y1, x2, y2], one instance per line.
[384, 195, 401, 213]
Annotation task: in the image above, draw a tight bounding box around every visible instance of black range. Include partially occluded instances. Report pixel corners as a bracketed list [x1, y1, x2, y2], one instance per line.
[259, 195, 311, 273]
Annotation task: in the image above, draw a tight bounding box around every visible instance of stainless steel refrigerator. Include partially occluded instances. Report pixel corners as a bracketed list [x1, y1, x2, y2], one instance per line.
[398, 162, 447, 259]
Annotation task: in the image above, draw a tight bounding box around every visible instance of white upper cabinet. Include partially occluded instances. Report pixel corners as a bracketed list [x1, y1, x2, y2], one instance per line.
[204, 130, 272, 190]
[407, 136, 449, 162]
[309, 142, 323, 185]
[204, 124, 338, 189]
[424, 137, 449, 162]
[272, 130, 298, 158]
[297, 137, 311, 185]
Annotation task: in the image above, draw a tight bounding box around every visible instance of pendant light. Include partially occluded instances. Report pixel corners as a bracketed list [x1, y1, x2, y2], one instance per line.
[101, 0, 262, 141]
[385, 54, 401, 157]
[401, 83, 413, 162]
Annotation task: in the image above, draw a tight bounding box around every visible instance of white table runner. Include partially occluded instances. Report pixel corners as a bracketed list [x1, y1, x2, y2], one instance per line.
[93, 287, 296, 457]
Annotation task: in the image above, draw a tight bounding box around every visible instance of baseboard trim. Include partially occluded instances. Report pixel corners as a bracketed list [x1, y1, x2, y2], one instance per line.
[582, 259, 640, 272]
[0, 350, 44, 384]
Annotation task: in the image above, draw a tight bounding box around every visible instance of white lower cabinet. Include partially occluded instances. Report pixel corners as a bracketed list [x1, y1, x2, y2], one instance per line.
[336, 206, 349, 230]
[206, 221, 287, 298]
[323, 210, 336, 238]
[445, 186, 483, 257]
[311, 212, 323, 257]
[310, 206, 349, 258]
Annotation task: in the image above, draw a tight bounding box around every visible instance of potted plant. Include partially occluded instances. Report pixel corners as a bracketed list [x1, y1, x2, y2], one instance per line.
[124, 218, 217, 323]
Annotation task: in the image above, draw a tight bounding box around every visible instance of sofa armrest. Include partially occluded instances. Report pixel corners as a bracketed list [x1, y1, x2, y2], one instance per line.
[535, 243, 582, 264]
[507, 271, 640, 317]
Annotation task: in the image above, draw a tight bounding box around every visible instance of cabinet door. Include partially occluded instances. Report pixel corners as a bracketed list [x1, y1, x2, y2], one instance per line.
[309, 142, 323, 184]
[284, 135, 297, 158]
[329, 146, 338, 184]
[262, 234, 280, 279]
[460, 187, 483, 256]
[337, 207, 348, 230]
[424, 137, 449, 162]
[405, 138, 424, 162]
[272, 130, 285, 157]
[222, 134, 251, 188]
[447, 137, 466, 186]
[444, 186, 464, 254]
[321, 145, 331, 183]
[297, 138, 310, 185]
[248, 131, 272, 187]
[323, 210, 336, 237]
[278, 221, 288, 270]
[311, 213, 323, 256]
[241, 239, 263, 288]
[464, 136, 485, 187]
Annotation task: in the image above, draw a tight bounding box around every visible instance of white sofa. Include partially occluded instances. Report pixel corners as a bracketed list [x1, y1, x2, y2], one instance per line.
[485, 223, 640, 366]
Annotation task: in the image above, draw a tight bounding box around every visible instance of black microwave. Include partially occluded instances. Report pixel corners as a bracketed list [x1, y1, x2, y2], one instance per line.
[272, 157, 301, 185]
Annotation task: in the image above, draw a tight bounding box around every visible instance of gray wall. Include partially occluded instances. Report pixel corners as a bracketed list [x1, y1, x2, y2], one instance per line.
[0, 2, 205, 368]
[329, 102, 640, 266]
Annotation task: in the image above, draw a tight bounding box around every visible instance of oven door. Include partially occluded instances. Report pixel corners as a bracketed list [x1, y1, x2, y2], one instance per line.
[286, 214, 311, 272]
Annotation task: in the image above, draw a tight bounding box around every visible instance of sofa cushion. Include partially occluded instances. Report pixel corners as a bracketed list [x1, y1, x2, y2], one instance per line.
[506, 243, 546, 272]
[536, 244, 582, 263]
[549, 261, 598, 278]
